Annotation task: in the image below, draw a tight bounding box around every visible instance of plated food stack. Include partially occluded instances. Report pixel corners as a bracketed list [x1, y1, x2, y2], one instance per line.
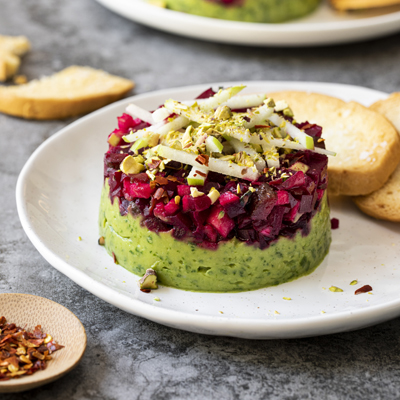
[99, 87, 334, 292]
[161, 0, 321, 23]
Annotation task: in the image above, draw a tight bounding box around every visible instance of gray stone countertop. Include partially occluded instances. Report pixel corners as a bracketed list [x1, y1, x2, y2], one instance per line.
[1, 1, 400, 399]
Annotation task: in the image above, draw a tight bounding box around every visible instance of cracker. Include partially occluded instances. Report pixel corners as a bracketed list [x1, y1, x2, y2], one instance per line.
[0, 35, 30, 81]
[330, 0, 400, 10]
[0, 35, 30, 56]
[267, 91, 400, 196]
[0, 66, 134, 120]
[352, 94, 400, 221]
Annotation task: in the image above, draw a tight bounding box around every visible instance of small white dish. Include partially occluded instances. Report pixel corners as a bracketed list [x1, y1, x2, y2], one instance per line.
[95, 0, 400, 46]
[16, 81, 400, 339]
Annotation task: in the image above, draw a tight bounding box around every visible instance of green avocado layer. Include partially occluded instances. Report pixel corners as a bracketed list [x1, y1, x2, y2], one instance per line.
[165, 0, 321, 23]
[99, 182, 331, 292]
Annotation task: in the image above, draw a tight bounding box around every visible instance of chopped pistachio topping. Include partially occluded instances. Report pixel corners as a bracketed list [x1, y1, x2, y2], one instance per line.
[119, 87, 334, 182]
[350, 280, 358, 286]
[120, 155, 145, 175]
[214, 105, 233, 120]
[208, 187, 220, 204]
[190, 187, 205, 198]
[265, 98, 276, 108]
[329, 286, 344, 293]
[138, 268, 158, 290]
[289, 161, 309, 173]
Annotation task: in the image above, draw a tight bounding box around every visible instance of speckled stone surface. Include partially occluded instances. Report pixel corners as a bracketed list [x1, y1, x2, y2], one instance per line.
[1, 1, 400, 398]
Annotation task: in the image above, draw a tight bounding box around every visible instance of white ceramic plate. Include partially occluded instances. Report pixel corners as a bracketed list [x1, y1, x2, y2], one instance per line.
[95, 0, 400, 46]
[17, 81, 400, 339]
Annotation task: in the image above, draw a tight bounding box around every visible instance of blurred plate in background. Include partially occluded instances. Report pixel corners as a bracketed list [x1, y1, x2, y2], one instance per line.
[95, 0, 400, 46]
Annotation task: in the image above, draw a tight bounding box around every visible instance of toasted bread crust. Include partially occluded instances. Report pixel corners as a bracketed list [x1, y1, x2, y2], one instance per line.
[353, 93, 400, 222]
[268, 91, 400, 196]
[0, 66, 134, 119]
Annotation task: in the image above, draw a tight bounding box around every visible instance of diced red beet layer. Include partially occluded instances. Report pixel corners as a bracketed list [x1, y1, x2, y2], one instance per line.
[103, 113, 329, 250]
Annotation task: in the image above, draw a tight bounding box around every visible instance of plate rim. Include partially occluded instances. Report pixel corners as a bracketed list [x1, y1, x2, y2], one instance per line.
[16, 80, 400, 339]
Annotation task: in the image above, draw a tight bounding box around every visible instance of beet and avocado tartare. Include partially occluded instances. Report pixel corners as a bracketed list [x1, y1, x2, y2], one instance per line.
[99, 86, 335, 292]
[155, 0, 321, 23]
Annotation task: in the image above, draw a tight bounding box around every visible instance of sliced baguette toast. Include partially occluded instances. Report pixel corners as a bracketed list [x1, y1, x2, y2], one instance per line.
[0, 35, 30, 56]
[0, 66, 134, 119]
[352, 94, 400, 222]
[0, 35, 30, 81]
[0, 49, 20, 81]
[267, 91, 400, 196]
[330, 0, 400, 10]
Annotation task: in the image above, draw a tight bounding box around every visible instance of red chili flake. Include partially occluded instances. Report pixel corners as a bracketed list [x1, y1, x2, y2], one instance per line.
[195, 154, 209, 166]
[147, 159, 161, 170]
[331, 218, 339, 229]
[153, 188, 165, 200]
[150, 180, 157, 189]
[255, 125, 271, 129]
[355, 285, 373, 295]
[196, 170, 207, 178]
[0, 317, 64, 381]
[112, 252, 118, 264]
[140, 289, 151, 293]
[154, 176, 168, 185]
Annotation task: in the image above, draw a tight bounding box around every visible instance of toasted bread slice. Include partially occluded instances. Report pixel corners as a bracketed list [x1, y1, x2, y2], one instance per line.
[330, 0, 400, 10]
[353, 94, 400, 221]
[0, 35, 30, 56]
[0, 35, 30, 82]
[0, 49, 20, 81]
[0, 66, 134, 119]
[267, 91, 400, 196]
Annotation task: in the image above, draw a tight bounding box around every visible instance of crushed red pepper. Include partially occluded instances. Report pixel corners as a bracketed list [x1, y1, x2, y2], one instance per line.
[0, 316, 64, 381]
[195, 154, 209, 167]
[355, 285, 373, 295]
[195, 170, 207, 178]
[154, 175, 168, 185]
[147, 159, 161, 170]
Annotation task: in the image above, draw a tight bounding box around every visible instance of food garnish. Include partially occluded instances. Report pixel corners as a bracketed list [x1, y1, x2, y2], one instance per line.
[122, 86, 334, 188]
[330, 218, 339, 229]
[138, 268, 158, 290]
[355, 285, 373, 295]
[329, 286, 343, 292]
[0, 316, 64, 381]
